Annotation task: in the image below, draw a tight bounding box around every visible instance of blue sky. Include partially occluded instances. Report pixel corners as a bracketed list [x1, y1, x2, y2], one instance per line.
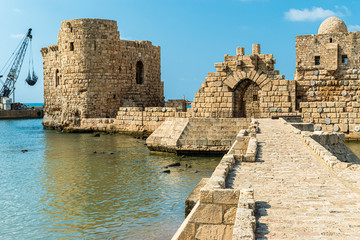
[1, 0, 360, 103]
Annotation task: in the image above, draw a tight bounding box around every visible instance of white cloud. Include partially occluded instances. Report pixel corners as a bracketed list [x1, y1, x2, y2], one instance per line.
[121, 36, 133, 40]
[285, 7, 337, 22]
[10, 34, 24, 38]
[349, 25, 360, 32]
[336, 5, 351, 16]
[13, 8, 21, 13]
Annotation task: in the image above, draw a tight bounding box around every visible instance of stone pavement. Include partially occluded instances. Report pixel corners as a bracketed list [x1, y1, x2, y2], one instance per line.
[228, 119, 360, 239]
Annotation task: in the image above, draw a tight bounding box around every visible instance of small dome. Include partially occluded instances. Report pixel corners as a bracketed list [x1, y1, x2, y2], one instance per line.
[318, 17, 348, 34]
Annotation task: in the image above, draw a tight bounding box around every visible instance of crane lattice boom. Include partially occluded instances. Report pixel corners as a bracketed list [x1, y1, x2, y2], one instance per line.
[0, 28, 36, 98]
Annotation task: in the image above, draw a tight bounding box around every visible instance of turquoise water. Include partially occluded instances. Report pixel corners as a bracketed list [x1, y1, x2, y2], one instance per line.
[0, 119, 220, 239]
[25, 103, 43, 107]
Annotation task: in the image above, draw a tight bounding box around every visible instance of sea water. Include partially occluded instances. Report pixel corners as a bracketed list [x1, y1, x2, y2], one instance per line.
[0, 119, 220, 239]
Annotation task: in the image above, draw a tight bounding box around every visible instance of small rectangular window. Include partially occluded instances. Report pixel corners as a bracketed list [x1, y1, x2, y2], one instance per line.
[315, 56, 320, 65]
[253, 95, 258, 101]
[55, 69, 59, 87]
[70, 42, 74, 51]
[342, 55, 348, 63]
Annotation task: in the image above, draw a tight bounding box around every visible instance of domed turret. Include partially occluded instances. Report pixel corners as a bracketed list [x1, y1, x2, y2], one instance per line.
[318, 17, 348, 34]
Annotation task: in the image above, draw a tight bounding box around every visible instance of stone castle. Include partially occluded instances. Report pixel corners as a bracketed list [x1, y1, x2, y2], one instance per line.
[40, 17, 360, 239]
[41, 17, 360, 137]
[41, 19, 164, 129]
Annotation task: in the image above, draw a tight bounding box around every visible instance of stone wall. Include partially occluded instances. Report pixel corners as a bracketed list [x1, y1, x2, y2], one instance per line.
[171, 121, 259, 239]
[78, 107, 186, 134]
[171, 153, 256, 240]
[282, 117, 360, 193]
[0, 109, 43, 119]
[192, 44, 297, 118]
[295, 17, 360, 135]
[165, 99, 187, 112]
[41, 18, 164, 130]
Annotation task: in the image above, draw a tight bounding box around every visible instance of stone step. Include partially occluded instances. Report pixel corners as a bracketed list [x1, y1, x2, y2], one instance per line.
[179, 133, 237, 139]
[182, 129, 239, 135]
[178, 139, 234, 146]
[187, 124, 240, 130]
[186, 122, 247, 127]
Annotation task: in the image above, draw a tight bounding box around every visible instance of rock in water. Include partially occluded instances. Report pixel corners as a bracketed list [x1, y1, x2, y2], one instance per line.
[166, 162, 181, 167]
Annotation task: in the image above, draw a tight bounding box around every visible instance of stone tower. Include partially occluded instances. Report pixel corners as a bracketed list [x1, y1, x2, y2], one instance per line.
[296, 17, 360, 133]
[41, 18, 164, 129]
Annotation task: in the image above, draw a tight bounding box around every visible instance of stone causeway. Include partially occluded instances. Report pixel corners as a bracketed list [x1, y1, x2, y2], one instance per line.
[172, 118, 360, 239]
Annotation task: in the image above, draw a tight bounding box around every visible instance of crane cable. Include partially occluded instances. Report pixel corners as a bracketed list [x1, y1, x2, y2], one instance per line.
[25, 38, 37, 86]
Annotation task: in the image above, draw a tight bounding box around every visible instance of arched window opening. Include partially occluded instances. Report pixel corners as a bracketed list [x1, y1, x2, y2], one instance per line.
[342, 55, 348, 63]
[55, 69, 60, 87]
[70, 42, 74, 51]
[330, 38, 333, 43]
[136, 61, 144, 84]
[94, 41, 96, 51]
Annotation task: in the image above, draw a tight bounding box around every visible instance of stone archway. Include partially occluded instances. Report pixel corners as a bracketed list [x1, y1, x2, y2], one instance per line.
[223, 70, 272, 118]
[233, 79, 261, 118]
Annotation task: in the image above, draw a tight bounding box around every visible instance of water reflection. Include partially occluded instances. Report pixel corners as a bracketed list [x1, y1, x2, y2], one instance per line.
[40, 131, 220, 239]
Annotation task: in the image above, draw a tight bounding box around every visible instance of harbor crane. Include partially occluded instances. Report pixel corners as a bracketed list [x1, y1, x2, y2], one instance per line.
[0, 28, 37, 102]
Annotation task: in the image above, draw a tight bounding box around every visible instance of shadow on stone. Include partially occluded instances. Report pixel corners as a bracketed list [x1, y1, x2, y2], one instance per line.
[255, 142, 265, 162]
[255, 201, 270, 239]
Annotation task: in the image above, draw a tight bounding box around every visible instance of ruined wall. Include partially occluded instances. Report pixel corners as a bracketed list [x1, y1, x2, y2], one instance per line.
[79, 107, 187, 134]
[165, 99, 187, 111]
[192, 44, 296, 118]
[295, 17, 360, 134]
[118, 40, 163, 108]
[41, 18, 164, 129]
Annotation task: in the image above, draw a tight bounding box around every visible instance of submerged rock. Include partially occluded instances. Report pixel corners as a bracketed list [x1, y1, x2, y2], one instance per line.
[162, 169, 171, 173]
[166, 162, 181, 167]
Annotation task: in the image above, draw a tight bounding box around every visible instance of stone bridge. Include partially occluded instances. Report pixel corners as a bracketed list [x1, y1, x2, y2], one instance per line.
[172, 118, 360, 239]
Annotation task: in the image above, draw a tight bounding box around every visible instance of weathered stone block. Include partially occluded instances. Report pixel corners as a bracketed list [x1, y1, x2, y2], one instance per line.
[195, 225, 233, 240]
[189, 203, 223, 224]
[213, 189, 239, 204]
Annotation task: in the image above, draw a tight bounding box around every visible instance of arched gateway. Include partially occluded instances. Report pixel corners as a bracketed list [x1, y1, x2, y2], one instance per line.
[192, 45, 295, 118]
[233, 79, 260, 118]
[223, 69, 273, 118]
